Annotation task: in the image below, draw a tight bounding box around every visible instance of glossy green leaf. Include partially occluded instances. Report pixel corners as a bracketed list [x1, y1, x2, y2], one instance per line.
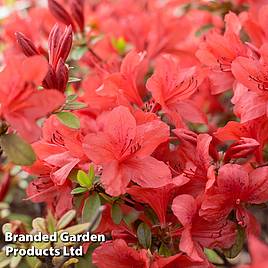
[63, 223, 90, 235]
[0, 133, 36, 166]
[71, 187, 88, 195]
[56, 112, 80, 129]
[123, 209, 139, 226]
[63, 101, 87, 111]
[88, 164, 95, 181]
[159, 243, 171, 257]
[82, 193, 102, 231]
[111, 203, 123, 224]
[47, 211, 56, 234]
[71, 46, 88, 60]
[204, 248, 223, 265]
[223, 226, 245, 258]
[77, 170, 92, 188]
[57, 210, 76, 230]
[66, 94, 78, 102]
[137, 222, 151, 249]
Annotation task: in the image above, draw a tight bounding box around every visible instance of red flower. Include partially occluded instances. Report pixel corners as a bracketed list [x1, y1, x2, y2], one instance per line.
[214, 118, 268, 162]
[196, 12, 247, 94]
[32, 115, 85, 185]
[83, 106, 172, 196]
[223, 137, 260, 163]
[200, 164, 268, 227]
[16, 24, 73, 92]
[127, 181, 188, 227]
[231, 46, 268, 122]
[25, 160, 73, 218]
[0, 56, 65, 142]
[92, 239, 150, 268]
[146, 55, 206, 125]
[97, 50, 147, 106]
[152, 253, 212, 268]
[172, 194, 236, 262]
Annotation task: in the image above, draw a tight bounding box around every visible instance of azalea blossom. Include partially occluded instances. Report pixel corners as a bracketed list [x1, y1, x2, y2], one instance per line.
[146, 55, 206, 126]
[200, 164, 268, 229]
[1, 1, 268, 267]
[0, 56, 65, 142]
[83, 106, 172, 196]
[172, 194, 236, 261]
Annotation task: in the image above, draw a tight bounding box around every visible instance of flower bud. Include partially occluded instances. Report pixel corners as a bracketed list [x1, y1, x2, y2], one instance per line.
[224, 137, 260, 162]
[15, 32, 39, 57]
[55, 59, 69, 92]
[48, 24, 73, 68]
[173, 128, 197, 146]
[70, 0, 85, 32]
[48, 0, 76, 30]
[42, 65, 58, 89]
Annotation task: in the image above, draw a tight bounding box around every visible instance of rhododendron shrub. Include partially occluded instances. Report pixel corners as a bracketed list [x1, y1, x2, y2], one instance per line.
[2, 0, 268, 267]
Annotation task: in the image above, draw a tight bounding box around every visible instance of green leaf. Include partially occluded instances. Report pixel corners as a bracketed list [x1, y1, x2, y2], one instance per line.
[123, 209, 139, 226]
[63, 101, 87, 111]
[145, 208, 159, 225]
[204, 249, 223, 265]
[0, 257, 11, 268]
[195, 24, 214, 37]
[88, 164, 95, 181]
[57, 210, 76, 230]
[68, 169, 79, 181]
[75, 245, 98, 268]
[137, 222, 151, 249]
[68, 77, 82, 83]
[47, 211, 56, 234]
[111, 37, 126, 55]
[25, 256, 41, 268]
[7, 213, 32, 226]
[0, 133, 36, 166]
[67, 94, 78, 102]
[71, 187, 88, 195]
[82, 193, 102, 231]
[71, 46, 88, 60]
[111, 204, 123, 224]
[159, 243, 171, 257]
[32, 218, 47, 233]
[56, 112, 80, 129]
[223, 226, 245, 258]
[99, 193, 117, 203]
[77, 170, 93, 188]
[63, 223, 90, 235]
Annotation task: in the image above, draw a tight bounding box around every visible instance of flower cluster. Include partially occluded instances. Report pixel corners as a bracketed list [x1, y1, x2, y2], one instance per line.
[1, 0, 268, 267]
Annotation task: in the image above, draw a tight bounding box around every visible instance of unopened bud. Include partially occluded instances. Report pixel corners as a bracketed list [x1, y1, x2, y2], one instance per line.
[48, 0, 76, 30]
[48, 24, 73, 68]
[15, 32, 39, 57]
[173, 128, 197, 146]
[70, 0, 85, 32]
[55, 59, 69, 92]
[224, 137, 260, 162]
